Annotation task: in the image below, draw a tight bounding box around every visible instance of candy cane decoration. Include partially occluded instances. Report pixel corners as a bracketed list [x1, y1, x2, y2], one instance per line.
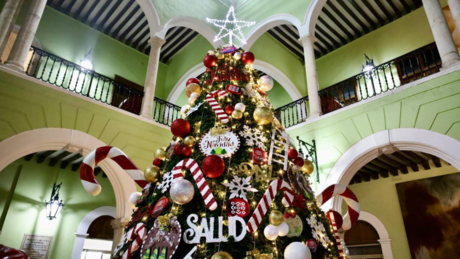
[316, 184, 360, 231]
[247, 179, 295, 233]
[118, 223, 147, 259]
[80, 146, 148, 196]
[328, 211, 345, 259]
[171, 159, 218, 211]
[206, 90, 229, 123]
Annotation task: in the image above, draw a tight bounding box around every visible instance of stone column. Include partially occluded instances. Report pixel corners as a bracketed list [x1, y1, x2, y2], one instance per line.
[111, 217, 129, 253]
[70, 233, 89, 259]
[422, 0, 460, 68]
[0, 0, 24, 62]
[4, 0, 47, 72]
[447, 0, 460, 42]
[300, 35, 322, 118]
[140, 36, 166, 119]
[378, 238, 394, 259]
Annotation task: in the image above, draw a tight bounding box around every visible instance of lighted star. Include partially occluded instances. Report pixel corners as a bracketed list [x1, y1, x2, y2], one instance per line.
[206, 6, 255, 46]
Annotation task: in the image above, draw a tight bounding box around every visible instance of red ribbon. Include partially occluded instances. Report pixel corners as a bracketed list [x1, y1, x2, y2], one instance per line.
[284, 211, 297, 219]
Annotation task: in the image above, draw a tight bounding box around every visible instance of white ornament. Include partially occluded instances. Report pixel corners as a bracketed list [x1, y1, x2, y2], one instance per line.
[284, 242, 311, 259]
[223, 175, 258, 201]
[128, 192, 141, 208]
[183, 214, 247, 244]
[191, 92, 199, 99]
[199, 130, 240, 157]
[170, 179, 195, 205]
[186, 102, 204, 116]
[306, 214, 331, 247]
[181, 105, 191, 117]
[259, 75, 274, 92]
[244, 83, 257, 98]
[188, 97, 196, 105]
[264, 225, 279, 241]
[158, 171, 174, 193]
[277, 222, 289, 237]
[206, 6, 255, 45]
[234, 52, 242, 60]
[234, 103, 245, 112]
[239, 125, 269, 150]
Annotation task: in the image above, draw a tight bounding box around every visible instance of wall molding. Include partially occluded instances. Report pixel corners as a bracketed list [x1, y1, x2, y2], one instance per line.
[357, 211, 394, 259]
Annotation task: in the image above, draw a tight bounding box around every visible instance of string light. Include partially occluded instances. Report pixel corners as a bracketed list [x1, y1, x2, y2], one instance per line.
[206, 6, 255, 45]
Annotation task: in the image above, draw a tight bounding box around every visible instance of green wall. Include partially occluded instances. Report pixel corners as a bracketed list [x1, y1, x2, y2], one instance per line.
[0, 157, 116, 258]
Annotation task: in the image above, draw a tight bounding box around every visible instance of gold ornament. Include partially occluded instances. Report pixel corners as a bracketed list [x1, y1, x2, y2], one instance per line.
[301, 159, 315, 175]
[211, 251, 233, 259]
[210, 124, 230, 135]
[142, 215, 149, 222]
[158, 214, 173, 227]
[154, 148, 166, 160]
[184, 136, 196, 147]
[144, 165, 160, 183]
[185, 83, 202, 97]
[269, 210, 284, 226]
[253, 107, 274, 125]
[216, 51, 225, 59]
[232, 110, 243, 120]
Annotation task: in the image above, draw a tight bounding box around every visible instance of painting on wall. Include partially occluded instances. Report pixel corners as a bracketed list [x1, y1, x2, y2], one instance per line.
[396, 173, 460, 259]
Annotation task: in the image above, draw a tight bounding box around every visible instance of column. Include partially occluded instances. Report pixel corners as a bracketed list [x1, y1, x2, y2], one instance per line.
[0, 0, 24, 62]
[111, 217, 129, 253]
[378, 238, 394, 259]
[70, 233, 89, 259]
[140, 36, 166, 119]
[448, 0, 460, 42]
[422, 0, 460, 69]
[4, 0, 47, 72]
[300, 35, 322, 118]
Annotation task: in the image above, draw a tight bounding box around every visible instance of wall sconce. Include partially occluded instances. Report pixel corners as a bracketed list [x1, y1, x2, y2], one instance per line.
[362, 54, 375, 74]
[45, 182, 64, 220]
[80, 49, 94, 70]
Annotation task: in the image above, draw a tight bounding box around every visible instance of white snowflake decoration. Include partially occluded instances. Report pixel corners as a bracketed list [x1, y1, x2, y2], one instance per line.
[223, 175, 258, 201]
[158, 171, 174, 193]
[306, 214, 331, 247]
[239, 125, 268, 150]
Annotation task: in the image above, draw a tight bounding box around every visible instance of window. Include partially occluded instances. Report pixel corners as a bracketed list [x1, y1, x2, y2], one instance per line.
[345, 221, 383, 259]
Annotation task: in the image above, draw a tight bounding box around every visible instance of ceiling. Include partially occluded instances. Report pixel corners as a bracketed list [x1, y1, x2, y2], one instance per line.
[268, 0, 423, 60]
[349, 151, 444, 185]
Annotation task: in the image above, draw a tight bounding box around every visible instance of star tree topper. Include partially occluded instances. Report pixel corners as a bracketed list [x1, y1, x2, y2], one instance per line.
[206, 5, 255, 45]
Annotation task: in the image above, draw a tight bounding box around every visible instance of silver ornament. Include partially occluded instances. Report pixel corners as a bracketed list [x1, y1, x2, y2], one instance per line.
[234, 52, 242, 60]
[170, 179, 195, 205]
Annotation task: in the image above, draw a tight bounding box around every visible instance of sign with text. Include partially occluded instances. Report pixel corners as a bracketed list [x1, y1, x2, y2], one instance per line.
[20, 234, 52, 259]
[199, 131, 240, 157]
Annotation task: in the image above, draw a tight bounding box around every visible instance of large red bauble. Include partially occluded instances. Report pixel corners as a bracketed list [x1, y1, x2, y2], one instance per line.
[186, 78, 200, 86]
[225, 104, 234, 115]
[182, 146, 192, 157]
[326, 210, 343, 230]
[174, 144, 184, 156]
[202, 155, 225, 178]
[306, 239, 318, 252]
[287, 148, 298, 160]
[294, 157, 304, 167]
[153, 158, 163, 167]
[203, 54, 217, 68]
[241, 52, 255, 65]
[251, 147, 267, 164]
[171, 119, 191, 138]
[150, 197, 169, 218]
[226, 198, 250, 217]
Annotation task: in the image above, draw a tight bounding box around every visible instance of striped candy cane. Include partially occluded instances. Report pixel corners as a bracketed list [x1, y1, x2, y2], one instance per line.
[316, 184, 360, 231]
[119, 223, 147, 259]
[171, 159, 218, 211]
[328, 212, 345, 259]
[247, 179, 295, 233]
[206, 90, 229, 123]
[80, 146, 148, 196]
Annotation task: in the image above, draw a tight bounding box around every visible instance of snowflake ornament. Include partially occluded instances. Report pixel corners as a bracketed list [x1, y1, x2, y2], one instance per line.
[158, 171, 174, 193]
[306, 214, 331, 247]
[223, 175, 258, 201]
[239, 125, 268, 150]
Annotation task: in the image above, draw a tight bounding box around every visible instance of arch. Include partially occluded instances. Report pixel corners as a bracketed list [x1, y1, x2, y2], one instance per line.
[159, 16, 224, 48]
[243, 14, 302, 50]
[300, 0, 326, 38]
[358, 211, 394, 259]
[167, 60, 302, 104]
[0, 129, 137, 220]
[135, 0, 162, 34]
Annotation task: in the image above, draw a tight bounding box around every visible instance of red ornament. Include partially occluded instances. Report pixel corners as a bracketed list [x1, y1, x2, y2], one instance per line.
[171, 119, 191, 138]
[186, 78, 200, 86]
[293, 157, 304, 167]
[251, 147, 267, 164]
[174, 144, 183, 156]
[203, 54, 217, 68]
[226, 198, 250, 217]
[182, 146, 192, 157]
[153, 158, 163, 167]
[284, 210, 297, 219]
[202, 155, 225, 178]
[225, 105, 235, 115]
[287, 148, 298, 160]
[306, 239, 318, 252]
[225, 84, 242, 95]
[327, 210, 343, 230]
[150, 197, 169, 218]
[241, 52, 255, 65]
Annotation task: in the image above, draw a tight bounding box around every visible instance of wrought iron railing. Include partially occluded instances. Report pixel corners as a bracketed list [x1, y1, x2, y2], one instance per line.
[276, 42, 441, 128]
[153, 97, 181, 126]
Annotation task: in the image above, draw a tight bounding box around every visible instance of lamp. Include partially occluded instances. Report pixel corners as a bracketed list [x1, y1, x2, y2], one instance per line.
[45, 182, 64, 220]
[80, 49, 94, 70]
[362, 54, 375, 74]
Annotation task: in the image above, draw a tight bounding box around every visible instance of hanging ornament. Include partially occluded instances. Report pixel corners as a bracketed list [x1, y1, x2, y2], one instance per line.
[306, 239, 318, 253]
[150, 196, 169, 218]
[226, 197, 250, 217]
[184, 136, 196, 147]
[211, 251, 233, 259]
[301, 159, 315, 175]
[170, 179, 195, 205]
[285, 215, 303, 237]
[206, 90, 230, 123]
[222, 45, 237, 54]
[234, 52, 242, 60]
[216, 51, 225, 59]
[166, 142, 177, 159]
[241, 52, 255, 65]
[239, 125, 268, 149]
[208, 50, 215, 56]
[144, 165, 160, 183]
[114, 223, 147, 259]
[186, 78, 200, 86]
[225, 104, 235, 115]
[287, 149, 298, 160]
[293, 157, 304, 167]
[171, 119, 191, 138]
[269, 210, 284, 226]
[204, 54, 218, 68]
[199, 128, 240, 157]
[182, 146, 192, 157]
[174, 144, 184, 156]
[223, 175, 258, 201]
[141, 216, 181, 259]
[232, 109, 243, 119]
[234, 103, 245, 112]
[225, 84, 243, 95]
[188, 92, 199, 105]
[185, 83, 202, 98]
[154, 148, 166, 160]
[158, 171, 174, 193]
[287, 166, 314, 196]
[202, 155, 226, 178]
[253, 107, 274, 125]
[128, 192, 142, 208]
[264, 225, 279, 241]
[153, 158, 163, 167]
[259, 75, 274, 92]
[251, 147, 268, 164]
[278, 222, 289, 236]
[284, 242, 311, 259]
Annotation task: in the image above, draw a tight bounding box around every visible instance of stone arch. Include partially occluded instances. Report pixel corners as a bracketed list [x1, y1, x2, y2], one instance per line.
[135, 0, 162, 34]
[357, 211, 394, 259]
[301, 0, 327, 38]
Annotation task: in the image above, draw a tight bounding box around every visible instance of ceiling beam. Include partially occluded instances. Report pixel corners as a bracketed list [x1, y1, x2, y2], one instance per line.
[118, 14, 145, 44]
[64, 0, 78, 15]
[354, 174, 362, 184]
[71, 163, 81, 171]
[81, 0, 100, 24]
[49, 151, 72, 167]
[432, 157, 442, 168]
[359, 167, 379, 180]
[398, 0, 412, 14]
[316, 26, 341, 49]
[24, 153, 35, 162]
[374, 0, 394, 22]
[103, 0, 135, 35]
[326, 2, 362, 37]
[73, 0, 90, 19]
[317, 17, 347, 45]
[336, 0, 371, 33]
[112, 5, 141, 38]
[315, 33, 334, 52]
[347, 0, 377, 30]
[386, 0, 403, 18]
[361, 0, 385, 26]
[392, 152, 419, 172]
[37, 151, 55, 164]
[96, 0, 124, 31]
[377, 155, 408, 174]
[357, 171, 371, 182]
[321, 8, 355, 40]
[89, 0, 112, 27]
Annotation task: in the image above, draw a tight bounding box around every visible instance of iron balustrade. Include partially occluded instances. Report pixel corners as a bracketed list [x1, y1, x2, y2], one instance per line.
[275, 42, 441, 128]
[153, 97, 182, 126]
